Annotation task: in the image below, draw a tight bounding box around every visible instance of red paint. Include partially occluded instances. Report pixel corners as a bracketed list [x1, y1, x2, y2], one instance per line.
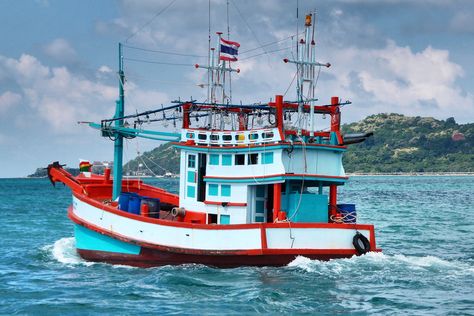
[260, 227, 268, 250]
[173, 141, 346, 150]
[182, 103, 191, 128]
[204, 201, 247, 207]
[104, 168, 111, 183]
[275, 95, 284, 140]
[329, 185, 338, 220]
[140, 204, 149, 217]
[205, 173, 348, 181]
[278, 211, 287, 221]
[273, 183, 282, 222]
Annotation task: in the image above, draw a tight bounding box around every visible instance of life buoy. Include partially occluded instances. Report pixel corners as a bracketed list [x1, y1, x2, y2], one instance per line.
[353, 232, 371, 255]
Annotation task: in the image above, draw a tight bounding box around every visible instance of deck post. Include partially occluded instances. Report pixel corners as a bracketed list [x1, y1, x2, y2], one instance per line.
[275, 95, 284, 139]
[329, 185, 337, 221]
[273, 183, 282, 222]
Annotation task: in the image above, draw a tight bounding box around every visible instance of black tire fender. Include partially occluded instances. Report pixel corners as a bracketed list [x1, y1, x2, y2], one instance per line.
[353, 232, 371, 255]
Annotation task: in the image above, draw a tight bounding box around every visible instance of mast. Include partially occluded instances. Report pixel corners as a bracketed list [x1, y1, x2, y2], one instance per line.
[113, 43, 125, 200]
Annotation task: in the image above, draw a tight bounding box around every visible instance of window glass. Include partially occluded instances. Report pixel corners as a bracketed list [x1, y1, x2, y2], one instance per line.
[222, 135, 232, 141]
[187, 185, 195, 198]
[262, 152, 274, 164]
[248, 153, 258, 165]
[209, 184, 218, 196]
[262, 132, 274, 139]
[235, 154, 245, 165]
[198, 134, 207, 140]
[210, 134, 219, 141]
[209, 154, 219, 165]
[188, 154, 196, 168]
[222, 154, 232, 166]
[221, 185, 231, 197]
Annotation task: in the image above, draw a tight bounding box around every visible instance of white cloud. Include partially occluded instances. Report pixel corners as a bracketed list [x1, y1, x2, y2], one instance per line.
[0, 91, 22, 113]
[43, 38, 78, 63]
[0, 53, 172, 133]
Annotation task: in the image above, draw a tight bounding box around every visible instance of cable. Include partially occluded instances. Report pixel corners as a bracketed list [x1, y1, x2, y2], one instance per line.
[125, 0, 177, 43]
[239, 46, 292, 61]
[123, 57, 195, 67]
[240, 33, 301, 55]
[123, 44, 206, 58]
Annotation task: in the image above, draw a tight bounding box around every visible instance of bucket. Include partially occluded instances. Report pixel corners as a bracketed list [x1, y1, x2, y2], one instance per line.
[141, 197, 160, 218]
[128, 195, 142, 215]
[337, 204, 357, 223]
[118, 192, 137, 212]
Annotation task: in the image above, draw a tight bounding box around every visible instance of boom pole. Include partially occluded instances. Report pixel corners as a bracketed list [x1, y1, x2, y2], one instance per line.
[113, 43, 125, 200]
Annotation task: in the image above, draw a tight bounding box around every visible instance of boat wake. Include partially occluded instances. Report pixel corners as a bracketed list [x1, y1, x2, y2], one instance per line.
[288, 252, 474, 277]
[42, 237, 95, 266]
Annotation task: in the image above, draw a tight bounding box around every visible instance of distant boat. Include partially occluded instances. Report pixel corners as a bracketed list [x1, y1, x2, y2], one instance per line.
[48, 12, 379, 267]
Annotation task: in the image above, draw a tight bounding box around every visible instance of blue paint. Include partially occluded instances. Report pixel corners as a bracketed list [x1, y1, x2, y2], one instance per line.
[187, 171, 195, 183]
[222, 154, 232, 165]
[74, 224, 140, 255]
[187, 185, 196, 198]
[220, 214, 230, 224]
[262, 152, 274, 164]
[221, 185, 231, 197]
[205, 175, 346, 184]
[282, 193, 328, 223]
[112, 43, 125, 200]
[118, 192, 138, 212]
[209, 154, 219, 165]
[128, 195, 141, 214]
[208, 184, 218, 196]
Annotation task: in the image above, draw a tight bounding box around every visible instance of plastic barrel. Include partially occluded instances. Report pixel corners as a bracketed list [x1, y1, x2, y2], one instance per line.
[118, 192, 133, 211]
[337, 204, 357, 223]
[141, 197, 160, 218]
[128, 195, 142, 215]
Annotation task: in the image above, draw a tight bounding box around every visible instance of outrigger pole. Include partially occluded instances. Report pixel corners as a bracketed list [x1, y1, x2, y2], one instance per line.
[113, 43, 125, 200]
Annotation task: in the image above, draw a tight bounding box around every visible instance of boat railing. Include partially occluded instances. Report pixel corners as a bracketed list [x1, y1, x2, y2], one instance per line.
[181, 127, 281, 146]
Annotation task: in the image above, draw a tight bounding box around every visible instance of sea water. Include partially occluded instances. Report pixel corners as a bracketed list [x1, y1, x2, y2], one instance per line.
[0, 176, 472, 315]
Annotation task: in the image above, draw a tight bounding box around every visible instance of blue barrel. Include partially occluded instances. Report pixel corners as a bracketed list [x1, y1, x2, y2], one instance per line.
[337, 204, 357, 223]
[118, 192, 136, 212]
[140, 197, 161, 218]
[128, 195, 142, 215]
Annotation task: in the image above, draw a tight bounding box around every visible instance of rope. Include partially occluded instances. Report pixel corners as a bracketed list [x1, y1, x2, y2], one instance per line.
[123, 57, 195, 67]
[125, 0, 177, 43]
[123, 44, 206, 58]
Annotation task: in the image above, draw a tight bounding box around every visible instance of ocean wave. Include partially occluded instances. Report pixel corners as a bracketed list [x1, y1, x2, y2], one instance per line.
[287, 252, 474, 276]
[42, 237, 95, 266]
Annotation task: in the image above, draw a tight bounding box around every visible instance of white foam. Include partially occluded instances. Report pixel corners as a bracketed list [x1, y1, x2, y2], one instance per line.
[42, 237, 95, 266]
[287, 252, 474, 276]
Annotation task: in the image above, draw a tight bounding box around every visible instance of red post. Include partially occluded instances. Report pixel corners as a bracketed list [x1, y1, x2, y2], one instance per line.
[104, 168, 111, 183]
[329, 185, 338, 222]
[330, 96, 340, 132]
[182, 103, 191, 129]
[275, 95, 284, 139]
[273, 183, 282, 222]
[238, 112, 246, 130]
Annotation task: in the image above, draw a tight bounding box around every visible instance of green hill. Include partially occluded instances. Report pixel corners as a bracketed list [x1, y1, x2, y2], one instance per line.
[342, 114, 473, 173]
[122, 113, 473, 175]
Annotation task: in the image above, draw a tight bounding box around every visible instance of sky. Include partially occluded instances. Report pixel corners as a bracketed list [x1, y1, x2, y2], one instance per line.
[0, 0, 473, 177]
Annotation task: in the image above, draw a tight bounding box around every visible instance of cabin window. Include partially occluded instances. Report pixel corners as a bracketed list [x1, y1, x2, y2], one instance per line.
[186, 132, 195, 139]
[235, 134, 245, 142]
[221, 185, 231, 197]
[198, 134, 207, 140]
[209, 154, 219, 165]
[248, 133, 259, 140]
[235, 154, 245, 165]
[209, 184, 218, 196]
[220, 214, 230, 224]
[188, 154, 196, 168]
[222, 154, 232, 166]
[210, 134, 219, 141]
[248, 153, 258, 165]
[187, 185, 196, 198]
[262, 152, 274, 164]
[222, 135, 232, 141]
[262, 132, 274, 139]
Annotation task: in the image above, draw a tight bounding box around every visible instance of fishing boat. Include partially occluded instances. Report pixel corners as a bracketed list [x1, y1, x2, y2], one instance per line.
[48, 13, 380, 267]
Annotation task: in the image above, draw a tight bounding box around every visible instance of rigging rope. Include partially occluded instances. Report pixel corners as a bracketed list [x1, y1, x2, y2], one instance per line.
[123, 44, 206, 58]
[125, 0, 177, 43]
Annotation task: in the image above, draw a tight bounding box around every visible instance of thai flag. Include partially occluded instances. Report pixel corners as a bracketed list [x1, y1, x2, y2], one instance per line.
[220, 38, 240, 62]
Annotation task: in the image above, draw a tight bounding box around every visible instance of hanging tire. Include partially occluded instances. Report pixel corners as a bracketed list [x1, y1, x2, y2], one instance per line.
[353, 232, 371, 255]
